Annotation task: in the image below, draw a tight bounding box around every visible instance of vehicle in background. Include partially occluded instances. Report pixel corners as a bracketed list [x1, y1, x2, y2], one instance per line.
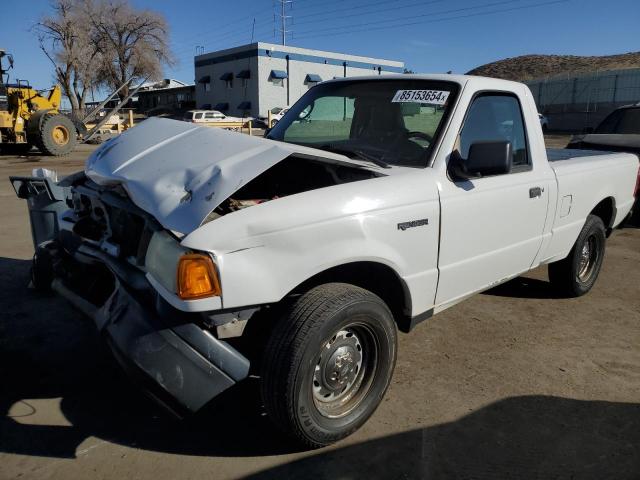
[183, 110, 226, 123]
[11, 74, 639, 449]
[567, 103, 640, 222]
[567, 103, 640, 154]
[539, 113, 549, 132]
[269, 106, 290, 126]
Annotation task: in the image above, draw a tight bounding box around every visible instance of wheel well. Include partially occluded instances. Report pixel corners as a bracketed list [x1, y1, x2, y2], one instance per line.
[590, 197, 615, 234]
[291, 262, 412, 330]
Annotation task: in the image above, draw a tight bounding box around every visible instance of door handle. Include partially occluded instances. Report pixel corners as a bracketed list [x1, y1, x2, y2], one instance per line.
[529, 186, 543, 198]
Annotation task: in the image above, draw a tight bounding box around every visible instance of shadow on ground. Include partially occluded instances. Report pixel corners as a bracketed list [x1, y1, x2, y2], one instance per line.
[0, 147, 41, 158]
[0, 257, 302, 459]
[483, 275, 566, 299]
[1, 257, 639, 478]
[246, 395, 640, 479]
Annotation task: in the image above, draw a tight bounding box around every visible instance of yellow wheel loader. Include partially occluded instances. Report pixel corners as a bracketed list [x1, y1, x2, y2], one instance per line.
[0, 49, 82, 156]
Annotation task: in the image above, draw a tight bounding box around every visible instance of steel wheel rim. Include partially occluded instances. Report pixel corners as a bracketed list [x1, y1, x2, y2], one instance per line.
[311, 322, 378, 419]
[577, 234, 599, 282]
[52, 125, 69, 145]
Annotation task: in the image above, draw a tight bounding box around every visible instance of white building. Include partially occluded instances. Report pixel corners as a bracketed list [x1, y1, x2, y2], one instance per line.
[194, 42, 404, 118]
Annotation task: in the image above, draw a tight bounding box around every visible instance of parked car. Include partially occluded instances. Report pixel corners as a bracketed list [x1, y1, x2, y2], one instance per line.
[269, 106, 290, 125]
[567, 103, 640, 222]
[11, 75, 639, 448]
[539, 112, 549, 132]
[182, 109, 248, 124]
[567, 103, 640, 154]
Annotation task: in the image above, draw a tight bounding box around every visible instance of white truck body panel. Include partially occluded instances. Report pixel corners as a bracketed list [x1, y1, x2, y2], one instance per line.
[72, 75, 639, 317]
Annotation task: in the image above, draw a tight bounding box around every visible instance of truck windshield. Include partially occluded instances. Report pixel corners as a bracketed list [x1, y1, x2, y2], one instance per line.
[267, 79, 458, 168]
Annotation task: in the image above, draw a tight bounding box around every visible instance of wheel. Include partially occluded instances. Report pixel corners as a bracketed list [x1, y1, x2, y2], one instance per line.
[549, 214, 606, 297]
[260, 283, 397, 448]
[34, 114, 77, 156]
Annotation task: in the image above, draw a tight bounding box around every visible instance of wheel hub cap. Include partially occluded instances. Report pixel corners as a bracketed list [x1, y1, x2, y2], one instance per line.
[578, 235, 598, 281]
[52, 125, 69, 145]
[313, 329, 363, 405]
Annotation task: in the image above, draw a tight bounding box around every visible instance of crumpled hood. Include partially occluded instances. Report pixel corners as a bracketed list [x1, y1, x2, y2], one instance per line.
[85, 117, 355, 234]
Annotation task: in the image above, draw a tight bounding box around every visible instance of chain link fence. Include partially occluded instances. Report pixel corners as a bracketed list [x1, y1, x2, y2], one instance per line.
[526, 68, 640, 132]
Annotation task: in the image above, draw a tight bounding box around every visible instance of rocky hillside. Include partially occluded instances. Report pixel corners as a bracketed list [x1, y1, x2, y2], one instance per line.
[467, 52, 640, 81]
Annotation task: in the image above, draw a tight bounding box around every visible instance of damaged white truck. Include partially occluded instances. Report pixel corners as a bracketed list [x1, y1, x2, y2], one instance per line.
[12, 75, 639, 448]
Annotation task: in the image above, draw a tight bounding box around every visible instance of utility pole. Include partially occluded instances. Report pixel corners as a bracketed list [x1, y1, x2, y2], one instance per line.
[276, 0, 292, 46]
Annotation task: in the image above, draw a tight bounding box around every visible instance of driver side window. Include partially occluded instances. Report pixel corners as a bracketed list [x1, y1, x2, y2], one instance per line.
[459, 93, 529, 170]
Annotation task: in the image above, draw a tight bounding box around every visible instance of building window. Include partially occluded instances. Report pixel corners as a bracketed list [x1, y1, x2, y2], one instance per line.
[237, 70, 250, 88]
[220, 72, 233, 90]
[198, 75, 211, 92]
[270, 70, 288, 87]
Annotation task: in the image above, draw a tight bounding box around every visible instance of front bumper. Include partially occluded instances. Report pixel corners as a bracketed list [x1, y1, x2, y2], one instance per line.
[12, 173, 250, 415]
[94, 277, 250, 415]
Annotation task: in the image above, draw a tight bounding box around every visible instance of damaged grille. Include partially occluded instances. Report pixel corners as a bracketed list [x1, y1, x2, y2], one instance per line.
[70, 180, 158, 266]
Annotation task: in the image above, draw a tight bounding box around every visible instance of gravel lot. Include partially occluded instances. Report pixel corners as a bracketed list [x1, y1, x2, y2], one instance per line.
[1, 137, 639, 479]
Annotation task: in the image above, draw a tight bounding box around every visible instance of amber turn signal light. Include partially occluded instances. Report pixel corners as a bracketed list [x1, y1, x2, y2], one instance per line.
[177, 253, 221, 300]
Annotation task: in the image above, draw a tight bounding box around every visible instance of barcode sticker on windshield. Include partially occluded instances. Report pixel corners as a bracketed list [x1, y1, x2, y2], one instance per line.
[392, 89, 450, 105]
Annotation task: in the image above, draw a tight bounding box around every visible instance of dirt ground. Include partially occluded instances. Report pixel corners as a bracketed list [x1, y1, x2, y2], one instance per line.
[0, 137, 639, 480]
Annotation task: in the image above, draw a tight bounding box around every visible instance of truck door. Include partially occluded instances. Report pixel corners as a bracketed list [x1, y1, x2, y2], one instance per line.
[436, 92, 549, 307]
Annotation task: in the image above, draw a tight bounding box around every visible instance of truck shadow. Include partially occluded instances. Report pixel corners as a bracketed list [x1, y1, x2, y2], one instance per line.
[483, 275, 567, 299]
[2, 256, 639, 477]
[0, 257, 301, 459]
[245, 395, 640, 479]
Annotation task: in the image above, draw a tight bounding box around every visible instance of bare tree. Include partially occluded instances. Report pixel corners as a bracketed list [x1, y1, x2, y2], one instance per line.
[35, 0, 102, 115]
[87, 0, 174, 98]
[35, 0, 174, 114]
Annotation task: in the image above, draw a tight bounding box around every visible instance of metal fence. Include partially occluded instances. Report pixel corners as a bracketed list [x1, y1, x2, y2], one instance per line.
[526, 68, 640, 131]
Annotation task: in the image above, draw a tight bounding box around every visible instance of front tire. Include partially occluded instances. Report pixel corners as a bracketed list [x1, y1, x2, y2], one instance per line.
[260, 283, 397, 448]
[549, 214, 606, 296]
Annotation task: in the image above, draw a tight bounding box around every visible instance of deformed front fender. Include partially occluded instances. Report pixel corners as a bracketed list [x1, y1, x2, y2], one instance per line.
[181, 171, 442, 317]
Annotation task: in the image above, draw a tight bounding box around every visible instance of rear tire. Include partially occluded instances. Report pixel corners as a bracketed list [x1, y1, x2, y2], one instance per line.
[260, 283, 397, 448]
[548, 214, 606, 297]
[34, 114, 77, 156]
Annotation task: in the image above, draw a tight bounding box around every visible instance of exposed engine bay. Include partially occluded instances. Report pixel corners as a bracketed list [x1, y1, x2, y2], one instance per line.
[207, 156, 381, 221]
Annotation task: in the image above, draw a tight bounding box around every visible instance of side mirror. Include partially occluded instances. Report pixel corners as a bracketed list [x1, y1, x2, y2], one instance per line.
[452, 141, 512, 179]
[582, 126, 594, 134]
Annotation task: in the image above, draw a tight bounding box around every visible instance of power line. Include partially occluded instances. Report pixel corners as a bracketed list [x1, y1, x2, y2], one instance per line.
[291, 0, 446, 28]
[294, 0, 528, 36]
[293, 0, 568, 40]
[170, 3, 274, 51]
[171, 0, 482, 59]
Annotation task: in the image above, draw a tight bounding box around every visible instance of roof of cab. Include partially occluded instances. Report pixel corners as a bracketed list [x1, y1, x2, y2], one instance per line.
[324, 73, 528, 91]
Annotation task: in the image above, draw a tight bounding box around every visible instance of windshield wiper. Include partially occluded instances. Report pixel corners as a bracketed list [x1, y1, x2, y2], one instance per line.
[318, 144, 391, 169]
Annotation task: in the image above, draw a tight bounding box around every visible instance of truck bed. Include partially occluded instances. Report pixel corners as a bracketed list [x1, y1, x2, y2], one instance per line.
[546, 148, 622, 162]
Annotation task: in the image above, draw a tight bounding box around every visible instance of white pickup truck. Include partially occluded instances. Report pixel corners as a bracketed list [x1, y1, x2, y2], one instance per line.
[12, 74, 639, 448]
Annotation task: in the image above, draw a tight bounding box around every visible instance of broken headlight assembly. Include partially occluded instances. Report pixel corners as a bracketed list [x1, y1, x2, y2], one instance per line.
[145, 231, 221, 300]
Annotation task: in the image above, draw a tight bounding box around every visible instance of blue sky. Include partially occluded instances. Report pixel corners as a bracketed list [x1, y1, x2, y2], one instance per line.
[2, 0, 639, 92]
